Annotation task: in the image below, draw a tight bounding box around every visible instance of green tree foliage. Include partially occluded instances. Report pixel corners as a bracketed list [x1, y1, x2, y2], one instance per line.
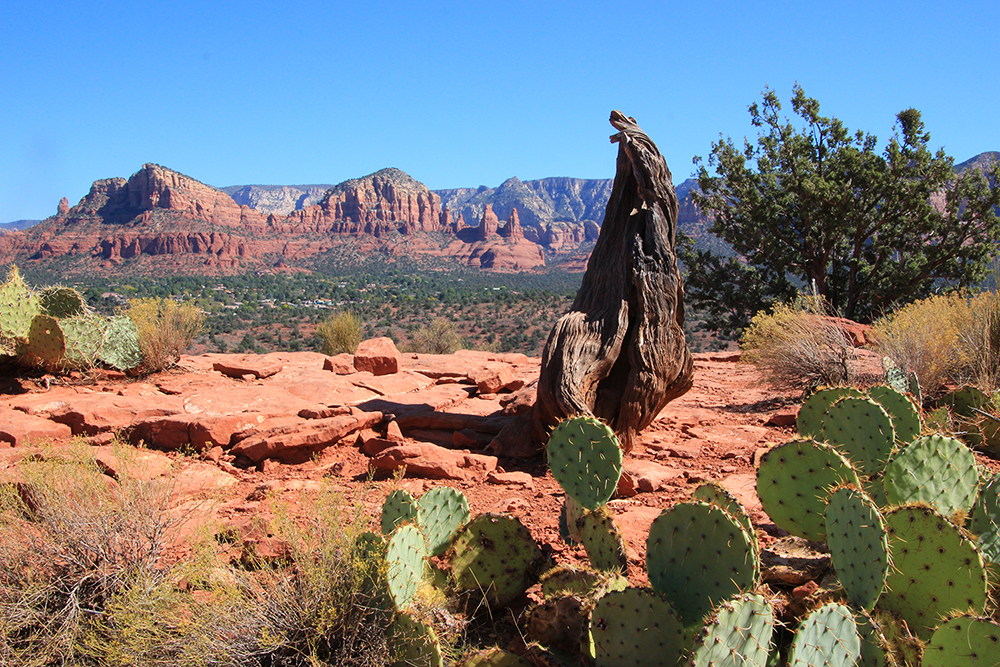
[682, 85, 1000, 334]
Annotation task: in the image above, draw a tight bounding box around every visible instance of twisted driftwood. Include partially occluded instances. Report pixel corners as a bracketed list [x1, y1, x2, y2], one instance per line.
[490, 111, 694, 457]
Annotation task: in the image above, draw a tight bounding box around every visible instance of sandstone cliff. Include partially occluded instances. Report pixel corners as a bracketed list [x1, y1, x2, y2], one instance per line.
[221, 184, 333, 216]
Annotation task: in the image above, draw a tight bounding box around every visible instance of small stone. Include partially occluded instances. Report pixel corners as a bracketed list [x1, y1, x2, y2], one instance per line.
[486, 471, 534, 488]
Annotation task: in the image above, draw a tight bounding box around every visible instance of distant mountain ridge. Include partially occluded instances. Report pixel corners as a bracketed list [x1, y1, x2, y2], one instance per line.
[0, 220, 41, 233]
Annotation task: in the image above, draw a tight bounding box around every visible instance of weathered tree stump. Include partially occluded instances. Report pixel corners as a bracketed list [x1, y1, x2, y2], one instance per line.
[490, 111, 694, 457]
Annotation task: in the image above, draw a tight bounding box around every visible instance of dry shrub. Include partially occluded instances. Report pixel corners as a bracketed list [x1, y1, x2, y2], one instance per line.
[740, 298, 855, 391]
[316, 312, 362, 355]
[871, 290, 1000, 394]
[126, 298, 204, 372]
[408, 318, 464, 354]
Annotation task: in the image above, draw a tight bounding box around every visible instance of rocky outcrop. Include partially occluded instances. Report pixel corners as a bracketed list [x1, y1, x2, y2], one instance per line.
[221, 184, 333, 215]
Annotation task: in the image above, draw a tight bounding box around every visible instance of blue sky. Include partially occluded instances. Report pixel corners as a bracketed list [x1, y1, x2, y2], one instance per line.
[2, 1, 997, 222]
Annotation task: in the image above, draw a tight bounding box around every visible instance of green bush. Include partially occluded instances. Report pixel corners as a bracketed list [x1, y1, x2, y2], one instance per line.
[125, 297, 204, 372]
[316, 312, 362, 355]
[407, 318, 464, 354]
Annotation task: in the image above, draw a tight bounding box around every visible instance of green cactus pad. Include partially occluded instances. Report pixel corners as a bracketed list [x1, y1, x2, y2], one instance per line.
[417, 486, 470, 557]
[382, 489, 419, 535]
[0, 265, 41, 340]
[969, 473, 1000, 564]
[27, 314, 65, 367]
[589, 587, 686, 667]
[937, 386, 995, 448]
[882, 505, 988, 639]
[978, 413, 1000, 457]
[38, 286, 86, 318]
[866, 384, 921, 446]
[61, 314, 107, 369]
[688, 593, 774, 667]
[450, 513, 544, 609]
[546, 415, 623, 511]
[882, 435, 979, 518]
[462, 648, 533, 667]
[820, 396, 895, 476]
[825, 486, 889, 611]
[646, 501, 757, 625]
[540, 565, 628, 599]
[390, 612, 443, 667]
[386, 524, 427, 611]
[757, 439, 861, 542]
[559, 495, 586, 546]
[692, 482, 758, 552]
[854, 610, 893, 667]
[798, 386, 864, 439]
[579, 507, 628, 574]
[923, 615, 1000, 667]
[788, 603, 861, 667]
[97, 315, 142, 371]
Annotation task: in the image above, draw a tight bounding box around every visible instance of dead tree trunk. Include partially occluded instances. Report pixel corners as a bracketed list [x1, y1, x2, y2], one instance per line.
[490, 111, 694, 457]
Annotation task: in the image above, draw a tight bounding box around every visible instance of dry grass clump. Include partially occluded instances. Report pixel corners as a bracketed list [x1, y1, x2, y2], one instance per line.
[740, 298, 855, 392]
[0, 444, 392, 667]
[407, 318, 465, 354]
[316, 311, 363, 355]
[125, 297, 204, 372]
[870, 290, 1000, 395]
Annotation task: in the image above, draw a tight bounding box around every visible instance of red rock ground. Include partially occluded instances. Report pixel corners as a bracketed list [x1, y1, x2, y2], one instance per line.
[0, 346, 809, 582]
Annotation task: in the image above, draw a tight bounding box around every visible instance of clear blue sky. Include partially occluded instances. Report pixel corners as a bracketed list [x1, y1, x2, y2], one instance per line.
[2, 1, 997, 222]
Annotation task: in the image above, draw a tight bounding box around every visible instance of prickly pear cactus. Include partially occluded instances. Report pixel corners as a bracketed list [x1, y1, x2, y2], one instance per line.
[416, 486, 470, 557]
[825, 486, 888, 611]
[589, 587, 686, 667]
[936, 386, 995, 448]
[449, 513, 544, 609]
[866, 384, 920, 446]
[547, 415, 623, 511]
[38, 286, 86, 318]
[977, 412, 1000, 457]
[854, 610, 895, 667]
[757, 439, 861, 542]
[788, 603, 861, 667]
[390, 612, 443, 667]
[692, 482, 758, 556]
[688, 593, 774, 667]
[386, 524, 427, 611]
[97, 315, 142, 371]
[798, 386, 864, 439]
[578, 507, 628, 574]
[820, 396, 895, 476]
[0, 265, 41, 342]
[559, 495, 586, 546]
[882, 435, 979, 518]
[969, 473, 1000, 564]
[539, 565, 627, 599]
[922, 614, 1000, 667]
[26, 314, 66, 368]
[882, 505, 988, 639]
[60, 314, 106, 369]
[646, 501, 757, 626]
[382, 489, 419, 535]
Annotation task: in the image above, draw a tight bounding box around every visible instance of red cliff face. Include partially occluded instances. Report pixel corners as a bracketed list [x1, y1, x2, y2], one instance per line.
[0, 164, 548, 275]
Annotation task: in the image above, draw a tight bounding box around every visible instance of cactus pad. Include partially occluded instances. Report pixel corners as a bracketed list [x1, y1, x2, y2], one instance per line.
[61, 314, 107, 369]
[0, 265, 41, 340]
[390, 612, 443, 667]
[382, 489, 419, 535]
[462, 648, 533, 667]
[589, 587, 686, 667]
[688, 593, 774, 667]
[923, 615, 1000, 667]
[882, 435, 979, 518]
[38, 286, 86, 318]
[646, 501, 757, 625]
[97, 315, 142, 371]
[788, 603, 861, 667]
[882, 505, 988, 639]
[825, 486, 889, 611]
[798, 386, 864, 439]
[26, 315, 65, 367]
[820, 396, 895, 476]
[866, 384, 921, 446]
[969, 473, 1000, 564]
[546, 415, 622, 511]
[757, 439, 861, 541]
[692, 482, 758, 554]
[450, 513, 544, 608]
[417, 486, 470, 557]
[386, 524, 427, 611]
[579, 507, 628, 574]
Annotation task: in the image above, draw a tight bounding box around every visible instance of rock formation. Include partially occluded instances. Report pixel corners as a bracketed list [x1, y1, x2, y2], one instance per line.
[491, 111, 695, 457]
